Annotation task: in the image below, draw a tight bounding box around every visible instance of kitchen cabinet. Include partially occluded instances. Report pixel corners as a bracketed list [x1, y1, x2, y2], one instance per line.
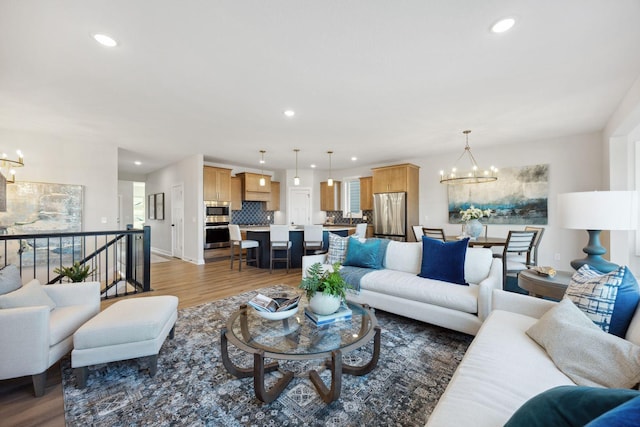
[372, 164, 419, 194]
[230, 176, 242, 210]
[320, 181, 341, 211]
[359, 176, 373, 210]
[204, 166, 232, 201]
[265, 181, 280, 211]
[371, 163, 420, 241]
[236, 172, 271, 201]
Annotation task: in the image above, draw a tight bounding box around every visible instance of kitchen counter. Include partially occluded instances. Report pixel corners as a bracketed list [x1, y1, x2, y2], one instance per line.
[242, 226, 355, 269]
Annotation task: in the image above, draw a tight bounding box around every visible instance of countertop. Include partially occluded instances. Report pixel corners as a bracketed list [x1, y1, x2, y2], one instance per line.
[240, 225, 356, 232]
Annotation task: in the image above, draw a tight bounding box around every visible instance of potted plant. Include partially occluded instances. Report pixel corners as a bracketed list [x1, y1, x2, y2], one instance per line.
[54, 261, 95, 283]
[299, 262, 351, 315]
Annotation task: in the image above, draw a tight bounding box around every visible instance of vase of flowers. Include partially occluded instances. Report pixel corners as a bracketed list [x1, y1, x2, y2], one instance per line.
[460, 206, 492, 239]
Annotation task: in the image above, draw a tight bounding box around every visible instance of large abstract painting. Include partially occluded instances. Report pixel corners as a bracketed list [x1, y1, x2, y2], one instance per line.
[0, 181, 83, 265]
[448, 164, 549, 225]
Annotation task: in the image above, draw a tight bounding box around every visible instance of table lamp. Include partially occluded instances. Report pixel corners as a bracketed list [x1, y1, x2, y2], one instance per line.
[558, 191, 637, 273]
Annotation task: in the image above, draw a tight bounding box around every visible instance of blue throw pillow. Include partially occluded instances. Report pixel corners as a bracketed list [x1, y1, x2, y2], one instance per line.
[586, 395, 640, 427]
[504, 386, 640, 427]
[343, 238, 382, 269]
[418, 236, 468, 285]
[565, 265, 640, 338]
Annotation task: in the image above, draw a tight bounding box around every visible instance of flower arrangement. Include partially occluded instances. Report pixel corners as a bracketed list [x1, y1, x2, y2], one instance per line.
[460, 205, 492, 222]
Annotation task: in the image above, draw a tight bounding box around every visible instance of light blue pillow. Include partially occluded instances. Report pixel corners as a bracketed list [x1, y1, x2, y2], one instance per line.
[565, 265, 640, 337]
[418, 236, 468, 285]
[343, 238, 382, 269]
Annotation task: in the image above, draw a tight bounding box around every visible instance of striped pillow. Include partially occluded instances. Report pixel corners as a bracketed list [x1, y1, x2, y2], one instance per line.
[327, 233, 349, 265]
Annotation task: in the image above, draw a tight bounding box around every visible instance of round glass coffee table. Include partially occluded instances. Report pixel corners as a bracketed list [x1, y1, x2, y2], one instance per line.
[221, 301, 380, 403]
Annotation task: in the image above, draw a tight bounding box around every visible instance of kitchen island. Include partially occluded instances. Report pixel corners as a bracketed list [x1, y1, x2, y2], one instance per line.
[241, 226, 354, 269]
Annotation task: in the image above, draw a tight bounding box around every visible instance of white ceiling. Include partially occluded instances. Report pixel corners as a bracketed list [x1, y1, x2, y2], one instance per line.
[2, 1, 640, 176]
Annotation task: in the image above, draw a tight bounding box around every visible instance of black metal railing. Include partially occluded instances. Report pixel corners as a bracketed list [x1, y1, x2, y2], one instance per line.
[0, 225, 151, 299]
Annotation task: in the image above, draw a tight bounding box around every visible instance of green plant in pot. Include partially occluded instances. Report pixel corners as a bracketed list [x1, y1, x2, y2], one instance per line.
[54, 262, 95, 283]
[299, 262, 351, 315]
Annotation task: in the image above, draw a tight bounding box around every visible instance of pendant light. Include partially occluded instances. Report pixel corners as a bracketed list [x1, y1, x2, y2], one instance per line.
[327, 151, 334, 187]
[439, 130, 498, 185]
[259, 150, 266, 186]
[293, 149, 300, 186]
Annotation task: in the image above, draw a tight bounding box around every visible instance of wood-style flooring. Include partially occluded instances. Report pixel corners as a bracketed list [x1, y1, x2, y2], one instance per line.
[0, 249, 302, 427]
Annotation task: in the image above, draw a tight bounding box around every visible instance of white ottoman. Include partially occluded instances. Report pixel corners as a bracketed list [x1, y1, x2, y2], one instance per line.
[72, 295, 178, 388]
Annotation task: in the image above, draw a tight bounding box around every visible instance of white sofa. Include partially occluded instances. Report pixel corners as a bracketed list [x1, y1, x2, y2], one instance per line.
[0, 280, 100, 396]
[302, 240, 502, 336]
[426, 289, 640, 426]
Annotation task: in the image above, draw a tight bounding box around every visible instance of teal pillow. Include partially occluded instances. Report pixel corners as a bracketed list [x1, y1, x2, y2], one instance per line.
[586, 395, 640, 427]
[504, 386, 640, 427]
[418, 236, 468, 285]
[343, 238, 382, 269]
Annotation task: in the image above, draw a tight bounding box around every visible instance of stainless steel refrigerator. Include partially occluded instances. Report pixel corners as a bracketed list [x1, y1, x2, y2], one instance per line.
[373, 192, 407, 241]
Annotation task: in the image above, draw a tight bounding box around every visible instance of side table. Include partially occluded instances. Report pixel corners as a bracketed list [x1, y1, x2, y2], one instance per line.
[518, 269, 573, 300]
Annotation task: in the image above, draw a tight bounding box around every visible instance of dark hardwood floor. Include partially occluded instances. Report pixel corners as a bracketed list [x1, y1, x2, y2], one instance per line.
[0, 249, 302, 427]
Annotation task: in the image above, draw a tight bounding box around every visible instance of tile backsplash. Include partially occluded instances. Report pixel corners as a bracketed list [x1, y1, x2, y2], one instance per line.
[232, 201, 273, 225]
[326, 210, 373, 225]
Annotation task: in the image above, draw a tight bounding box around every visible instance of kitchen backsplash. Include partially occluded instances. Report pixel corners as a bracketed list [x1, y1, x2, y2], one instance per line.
[232, 201, 273, 225]
[325, 210, 373, 224]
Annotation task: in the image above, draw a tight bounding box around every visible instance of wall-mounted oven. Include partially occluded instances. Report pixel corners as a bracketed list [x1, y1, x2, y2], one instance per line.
[205, 222, 230, 249]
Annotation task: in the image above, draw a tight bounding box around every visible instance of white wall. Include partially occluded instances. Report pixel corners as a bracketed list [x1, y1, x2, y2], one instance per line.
[328, 132, 604, 271]
[146, 154, 203, 264]
[0, 132, 119, 231]
[118, 180, 134, 228]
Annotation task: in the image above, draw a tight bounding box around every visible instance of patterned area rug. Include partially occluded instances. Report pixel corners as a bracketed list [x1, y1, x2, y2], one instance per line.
[61, 286, 472, 426]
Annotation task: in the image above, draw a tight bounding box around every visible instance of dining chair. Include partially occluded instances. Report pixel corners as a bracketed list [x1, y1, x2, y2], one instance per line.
[303, 224, 325, 255]
[496, 230, 538, 287]
[355, 223, 368, 238]
[412, 225, 424, 242]
[228, 224, 259, 271]
[270, 225, 291, 274]
[422, 227, 447, 242]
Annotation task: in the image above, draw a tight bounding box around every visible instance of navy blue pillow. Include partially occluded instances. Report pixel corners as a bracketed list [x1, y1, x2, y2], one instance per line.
[610, 267, 640, 338]
[586, 395, 640, 427]
[504, 386, 640, 427]
[418, 236, 468, 285]
[343, 238, 382, 269]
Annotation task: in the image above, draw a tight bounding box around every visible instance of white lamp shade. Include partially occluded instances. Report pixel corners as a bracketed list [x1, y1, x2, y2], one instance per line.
[558, 191, 638, 230]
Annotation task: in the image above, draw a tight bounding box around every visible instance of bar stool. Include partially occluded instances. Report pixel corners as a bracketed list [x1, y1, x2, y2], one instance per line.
[228, 224, 259, 271]
[269, 224, 291, 274]
[303, 224, 325, 255]
[355, 223, 368, 238]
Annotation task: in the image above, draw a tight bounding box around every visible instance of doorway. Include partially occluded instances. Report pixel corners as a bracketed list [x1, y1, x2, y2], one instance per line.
[289, 187, 312, 225]
[171, 184, 184, 259]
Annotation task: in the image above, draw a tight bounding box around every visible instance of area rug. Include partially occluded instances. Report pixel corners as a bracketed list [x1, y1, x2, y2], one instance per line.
[61, 285, 472, 426]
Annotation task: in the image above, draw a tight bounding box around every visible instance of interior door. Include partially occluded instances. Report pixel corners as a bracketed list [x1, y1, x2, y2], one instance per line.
[171, 184, 184, 258]
[289, 187, 311, 225]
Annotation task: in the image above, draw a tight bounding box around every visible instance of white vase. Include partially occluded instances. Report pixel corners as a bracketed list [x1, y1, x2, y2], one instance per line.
[308, 293, 341, 315]
[466, 219, 483, 239]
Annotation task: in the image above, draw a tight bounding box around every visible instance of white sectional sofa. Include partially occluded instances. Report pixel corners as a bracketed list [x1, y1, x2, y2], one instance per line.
[302, 240, 502, 336]
[426, 289, 640, 426]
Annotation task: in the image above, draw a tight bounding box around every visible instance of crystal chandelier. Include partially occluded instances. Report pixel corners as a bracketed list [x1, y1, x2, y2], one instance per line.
[439, 130, 497, 185]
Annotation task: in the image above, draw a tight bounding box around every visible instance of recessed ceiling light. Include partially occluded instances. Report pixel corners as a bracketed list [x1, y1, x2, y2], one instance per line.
[351, 157, 357, 161]
[284, 110, 295, 117]
[93, 33, 118, 47]
[310, 164, 316, 168]
[491, 18, 515, 33]
[134, 161, 142, 166]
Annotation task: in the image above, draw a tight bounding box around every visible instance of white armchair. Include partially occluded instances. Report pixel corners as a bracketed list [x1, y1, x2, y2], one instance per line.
[0, 280, 100, 396]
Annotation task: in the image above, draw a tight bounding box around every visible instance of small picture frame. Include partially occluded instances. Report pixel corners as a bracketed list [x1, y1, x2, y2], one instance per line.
[148, 194, 156, 220]
[155, 193, 165, 220]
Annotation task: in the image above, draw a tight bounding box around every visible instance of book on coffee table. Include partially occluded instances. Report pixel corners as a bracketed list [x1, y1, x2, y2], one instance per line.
[248, 294, 300, 313]
[304, 303, 352, 326]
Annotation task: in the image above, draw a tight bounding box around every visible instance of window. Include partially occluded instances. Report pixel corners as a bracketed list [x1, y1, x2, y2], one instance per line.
[343, 178, 362, 218]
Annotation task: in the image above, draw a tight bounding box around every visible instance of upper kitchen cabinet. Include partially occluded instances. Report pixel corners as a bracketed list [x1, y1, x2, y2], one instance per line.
[372, 164, 419, 194]
[265, 181, 280, 211]
[359, 176, 373, 211]
[230, 176, 242, 210]
[236, 172, 271, 201]
[320, 181, 341, 211]
[204, 166, 232, 201]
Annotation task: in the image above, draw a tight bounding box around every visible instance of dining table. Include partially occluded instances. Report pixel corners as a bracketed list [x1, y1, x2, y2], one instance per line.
[446, 236, 507, 248]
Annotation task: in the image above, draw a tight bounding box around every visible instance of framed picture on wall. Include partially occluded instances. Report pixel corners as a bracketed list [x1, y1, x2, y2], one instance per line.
[148, 194, 156, 220]
[155, 193, 165, 220]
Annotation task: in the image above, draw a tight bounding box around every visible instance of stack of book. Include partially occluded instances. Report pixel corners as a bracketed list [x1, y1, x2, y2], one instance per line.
[248, 294, 300, 313]
[304, 303, 352, 326]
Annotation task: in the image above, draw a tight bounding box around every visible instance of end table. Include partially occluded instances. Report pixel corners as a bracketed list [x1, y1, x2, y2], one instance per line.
[518, 269, 573, 300]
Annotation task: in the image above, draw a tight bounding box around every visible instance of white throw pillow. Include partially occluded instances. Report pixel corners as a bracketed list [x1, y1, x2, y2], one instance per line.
[526, 298, 640, 389]
[327, 233, 350, 265]
[0, 279, 56, 311]
[0, 264, 22, 295]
